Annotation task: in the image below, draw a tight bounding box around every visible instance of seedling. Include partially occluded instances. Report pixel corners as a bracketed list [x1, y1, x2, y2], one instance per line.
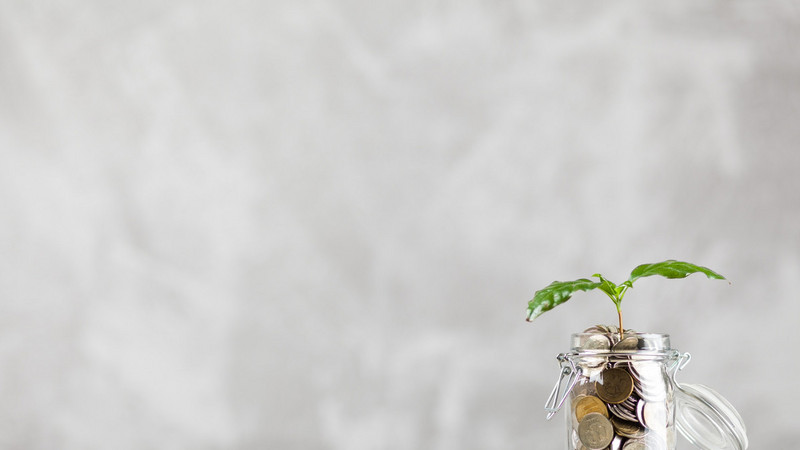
[525, 260, 726, 340]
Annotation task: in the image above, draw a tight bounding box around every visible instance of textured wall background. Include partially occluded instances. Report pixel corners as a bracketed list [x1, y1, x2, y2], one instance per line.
[1, 1, 799, 448]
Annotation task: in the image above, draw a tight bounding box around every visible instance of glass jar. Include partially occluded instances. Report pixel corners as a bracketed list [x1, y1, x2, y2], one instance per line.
[544, 331, 748, 450]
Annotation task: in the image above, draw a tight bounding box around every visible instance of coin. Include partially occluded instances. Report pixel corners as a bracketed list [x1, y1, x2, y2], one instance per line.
[622, 436, 667, 450]
[635, 384, 666, 403]
[583, 334, 612, 351]
[583, 362, 609, 379]
[636, 398, 646, 425]
[641, 433, 668, 450]
[608, 401, 638, 423]
[610, 416, 648, 439]
[611, 360, 630, 369]
[572, 380, 598, 398]
[621, 439, 646, 450]
[575, 395, 609, 422]
[596, 368, 634, 404]
[583, 325, 607, 334]
[621, 395, 639, 409]
[572, 394, 588, 408]
[642, 401, 668, 430]
[578, 413, 614, 449]
[613, 336, 639, 351]
[631, 362, 663, 383]
[607, 402, 626, 421]
[597, 324, 614, 333]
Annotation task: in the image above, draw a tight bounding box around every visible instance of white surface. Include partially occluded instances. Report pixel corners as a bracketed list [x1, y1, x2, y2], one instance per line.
[1, 1, 799, 448]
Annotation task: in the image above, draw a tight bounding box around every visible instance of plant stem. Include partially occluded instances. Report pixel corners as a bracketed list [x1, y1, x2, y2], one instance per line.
[617, 308, 623, 341]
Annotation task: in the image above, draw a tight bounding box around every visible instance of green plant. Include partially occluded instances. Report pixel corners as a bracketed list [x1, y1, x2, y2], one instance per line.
[525, 260, 726, 338]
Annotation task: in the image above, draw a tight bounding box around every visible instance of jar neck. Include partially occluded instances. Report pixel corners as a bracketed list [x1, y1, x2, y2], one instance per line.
[570, 352, 678, 364]
[570, 332, 673, 355]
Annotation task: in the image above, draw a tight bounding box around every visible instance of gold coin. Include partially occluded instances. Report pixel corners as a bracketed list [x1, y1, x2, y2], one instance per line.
[578, 412, 614, 449]
[596, 368, 634, 404]
[613, 336, 639, 351]
[575, 395, 609, 422]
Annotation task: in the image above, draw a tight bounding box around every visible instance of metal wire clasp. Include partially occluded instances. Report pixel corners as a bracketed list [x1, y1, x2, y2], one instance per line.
[544, 353, 581, 420]
[668, 351, 692, 386]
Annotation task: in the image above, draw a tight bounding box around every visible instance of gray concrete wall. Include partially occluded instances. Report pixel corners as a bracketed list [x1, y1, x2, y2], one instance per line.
[1, 1, 798, 448]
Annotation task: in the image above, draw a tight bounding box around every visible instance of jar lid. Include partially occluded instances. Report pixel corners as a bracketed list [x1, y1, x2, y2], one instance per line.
[675, 383, 749, 450]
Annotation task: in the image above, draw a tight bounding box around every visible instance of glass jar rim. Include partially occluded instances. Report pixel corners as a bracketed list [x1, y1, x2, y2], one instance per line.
[570, 331, 672, 355]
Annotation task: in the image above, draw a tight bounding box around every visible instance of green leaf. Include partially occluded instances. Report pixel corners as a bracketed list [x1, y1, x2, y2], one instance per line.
[526, 279, 601, 321]
[593, 274, 621, 300]
[628, 260, 726, 284]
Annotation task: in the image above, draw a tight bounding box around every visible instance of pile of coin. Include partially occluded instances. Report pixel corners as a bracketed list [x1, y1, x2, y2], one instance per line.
[568, 325, 675, 450]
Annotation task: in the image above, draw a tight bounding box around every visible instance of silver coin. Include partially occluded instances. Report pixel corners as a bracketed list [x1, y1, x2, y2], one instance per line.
[587, 358, 611, 370]
[573, 376, 599, 395]
[632, 386, 645, 403]
[578, 413, 615, 449]
[641, 433, 668, 450]
[635, 383, 666, 403]
[608, 402, 638, 423]
[597, 324, 614, 333]
[607, 402, 626, 421]
[578, 358, 609, 378]
[630, 364, 666, 402]
[627, 365, 642, 385]
[643, 401, 668, 430]
[621, 439, 646, 450]
[625, 407, 639, 423]
[610, 416, 648, 439]
[622, 437, 667, 450]
[636, 399, 646, 426]
[612, 360, 635, 376]
[621, 395, 639, 410]
[583, 334, 612, 351]
[609, 435, 626, 450]
[630, 361, 662, 382]
[580, 363, 607, 380]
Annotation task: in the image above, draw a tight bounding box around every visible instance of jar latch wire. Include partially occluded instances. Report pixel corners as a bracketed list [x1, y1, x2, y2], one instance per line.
[544, 353, 581, 420]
